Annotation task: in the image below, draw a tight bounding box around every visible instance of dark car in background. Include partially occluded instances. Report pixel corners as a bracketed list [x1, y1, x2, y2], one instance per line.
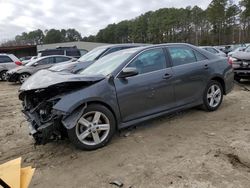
[0, 54, 21, 81]
[49, 43, 147, 73]
[38, 46, 83, 59]
[230, 45, 250, 82]
[19, 43, 234, 150]
[7, 55, 75, 83]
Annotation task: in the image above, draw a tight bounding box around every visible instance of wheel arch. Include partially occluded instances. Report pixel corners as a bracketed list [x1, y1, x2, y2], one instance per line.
[210, 76, 226, 95]
[86, 101, 118, 126]
[61, 99, 119, 130]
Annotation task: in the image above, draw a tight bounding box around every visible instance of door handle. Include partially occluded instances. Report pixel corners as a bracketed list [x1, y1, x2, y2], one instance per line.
[163, 73, 172, 80]
[204, 64, 209, 69]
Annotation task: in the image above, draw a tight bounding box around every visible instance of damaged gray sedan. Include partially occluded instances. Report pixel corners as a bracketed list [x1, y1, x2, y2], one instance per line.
[19, 44, 234, 150]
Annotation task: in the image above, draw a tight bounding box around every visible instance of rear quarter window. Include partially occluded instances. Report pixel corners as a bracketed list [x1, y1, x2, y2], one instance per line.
[194, 50, 208, 61]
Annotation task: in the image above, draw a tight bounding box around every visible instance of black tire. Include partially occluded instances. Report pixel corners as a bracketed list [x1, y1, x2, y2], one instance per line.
[67, 104, 116, 150]
[202, 80, 223, 111]
[0, 70, 7, 81]
[19, 73, 30, 84]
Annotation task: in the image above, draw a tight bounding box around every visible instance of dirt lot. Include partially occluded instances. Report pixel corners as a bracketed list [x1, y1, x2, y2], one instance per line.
[1, 81, 250, 188]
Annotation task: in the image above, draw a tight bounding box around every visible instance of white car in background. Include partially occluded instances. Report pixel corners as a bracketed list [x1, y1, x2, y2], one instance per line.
[20, 56, 38, 65]
[228, 47, 246, 57]
[0, 54, 21, 80]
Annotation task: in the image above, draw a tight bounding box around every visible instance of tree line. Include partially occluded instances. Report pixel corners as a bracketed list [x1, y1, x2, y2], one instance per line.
[85, 0, 250, 45]
[1, 28, 82, 47]
[1, 0, 250, 47]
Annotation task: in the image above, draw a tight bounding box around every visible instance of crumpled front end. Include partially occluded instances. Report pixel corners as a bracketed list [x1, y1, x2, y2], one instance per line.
[21, 91, 65, 145]
[19, 82, 93, 145]
[19, 70, 107, 145]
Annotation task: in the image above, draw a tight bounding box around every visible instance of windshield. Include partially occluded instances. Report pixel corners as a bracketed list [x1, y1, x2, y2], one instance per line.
[79, 49, 137, 76]
[25, 59, 38, 66]
[78, 46, 108, 62]
[245, 46, 250, 52]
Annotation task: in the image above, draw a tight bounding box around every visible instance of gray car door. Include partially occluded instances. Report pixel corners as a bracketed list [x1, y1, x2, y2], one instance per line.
[114, 48, 175, 122]
[167, 46, 209, 106]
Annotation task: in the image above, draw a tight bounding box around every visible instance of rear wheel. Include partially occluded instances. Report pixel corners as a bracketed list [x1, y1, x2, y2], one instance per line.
[0, 70, 7, 81]
[19, 73, 30, 84]
[67, 104, 116, 150]
[202, 80, 223, 111]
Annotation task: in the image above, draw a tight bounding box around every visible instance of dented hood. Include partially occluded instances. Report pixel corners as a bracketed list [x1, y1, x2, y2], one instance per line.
[20, 69, 105, 91]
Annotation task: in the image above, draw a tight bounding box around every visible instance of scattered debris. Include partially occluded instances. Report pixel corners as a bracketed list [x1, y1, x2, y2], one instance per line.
[109, 180, 124, 187]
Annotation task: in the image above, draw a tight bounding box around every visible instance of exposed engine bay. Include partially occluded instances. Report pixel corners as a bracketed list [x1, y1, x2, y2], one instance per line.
[20, 82, 93, 145]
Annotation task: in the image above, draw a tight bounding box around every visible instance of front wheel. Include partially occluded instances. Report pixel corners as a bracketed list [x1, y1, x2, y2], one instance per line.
[202, 80, 223, 111]
[19, 73, 30, 84]
[67, 104, 116, 150]
[0, 70, 7, 81]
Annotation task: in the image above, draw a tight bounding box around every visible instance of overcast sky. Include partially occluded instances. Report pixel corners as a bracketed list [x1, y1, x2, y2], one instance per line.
[0, 0, 212, 42]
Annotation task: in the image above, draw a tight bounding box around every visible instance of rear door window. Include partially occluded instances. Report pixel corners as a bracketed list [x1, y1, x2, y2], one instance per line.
[168, 46, 197, 67]
[0, 56, 13, 63]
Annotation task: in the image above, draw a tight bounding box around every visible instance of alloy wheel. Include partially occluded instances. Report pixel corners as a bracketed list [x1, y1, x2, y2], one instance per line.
[207, 84, 222, 108]
[19, 74, 30, 83]
[75, 111, 110, 146]
[1, 71, 7, 81]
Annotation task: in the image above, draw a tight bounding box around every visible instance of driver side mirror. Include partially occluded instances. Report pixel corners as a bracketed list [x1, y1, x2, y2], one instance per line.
[118, 67, 138, 78]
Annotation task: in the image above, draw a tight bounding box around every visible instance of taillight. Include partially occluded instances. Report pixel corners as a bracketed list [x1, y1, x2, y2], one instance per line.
[15, 61, 22, 66]
[228, 57, 233, 65]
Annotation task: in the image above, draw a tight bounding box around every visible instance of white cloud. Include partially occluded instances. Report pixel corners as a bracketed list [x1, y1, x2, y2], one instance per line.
[0, 0, 212, 42]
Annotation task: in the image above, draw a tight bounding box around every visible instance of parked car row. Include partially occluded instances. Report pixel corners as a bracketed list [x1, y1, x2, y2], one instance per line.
[15, 43, 234, 150]
[6, 55, 76, 83]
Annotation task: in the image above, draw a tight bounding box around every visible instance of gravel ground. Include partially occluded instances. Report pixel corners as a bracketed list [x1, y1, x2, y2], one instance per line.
[0, 81, 250, 188]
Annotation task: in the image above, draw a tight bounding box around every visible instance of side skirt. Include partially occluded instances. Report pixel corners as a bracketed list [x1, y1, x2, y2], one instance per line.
[118, 101, 202, 129]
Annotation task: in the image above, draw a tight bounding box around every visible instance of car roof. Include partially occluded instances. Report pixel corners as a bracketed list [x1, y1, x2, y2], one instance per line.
[114, 43, 219, 60]
[96, 43, 149, 49]
[130, 43, 200, 51]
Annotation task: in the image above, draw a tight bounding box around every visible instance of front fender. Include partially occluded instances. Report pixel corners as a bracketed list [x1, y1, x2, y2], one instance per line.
[53, 79, 121, 127]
